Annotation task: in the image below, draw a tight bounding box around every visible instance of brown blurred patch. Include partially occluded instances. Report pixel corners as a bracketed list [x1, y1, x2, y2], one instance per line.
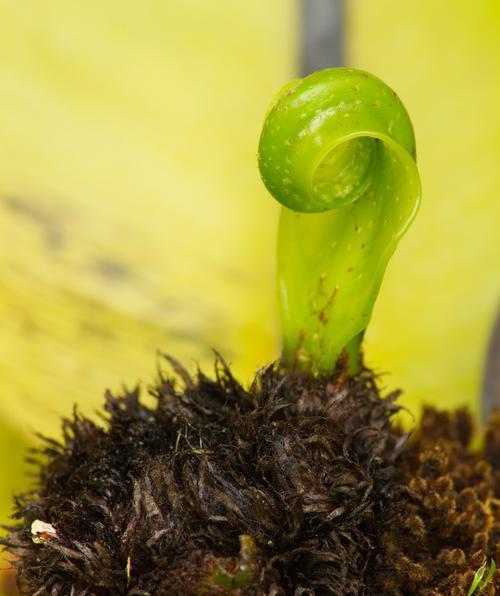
[1, 555, 19, 596]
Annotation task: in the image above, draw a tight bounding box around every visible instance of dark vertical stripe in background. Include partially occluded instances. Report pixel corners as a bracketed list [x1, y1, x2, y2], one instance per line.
[482, 312, 500, 420]
[301, 0, 345, 75]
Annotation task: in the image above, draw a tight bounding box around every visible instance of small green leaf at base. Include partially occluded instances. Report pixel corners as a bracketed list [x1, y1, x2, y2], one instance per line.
[467, 559, 496, 595]
[198, 534, 256, 593]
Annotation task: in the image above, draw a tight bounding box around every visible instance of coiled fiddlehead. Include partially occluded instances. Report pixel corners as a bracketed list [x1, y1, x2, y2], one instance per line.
[258, 68, 421, 375]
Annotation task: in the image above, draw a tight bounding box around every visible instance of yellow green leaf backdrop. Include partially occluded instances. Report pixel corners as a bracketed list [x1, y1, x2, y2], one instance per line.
[0, 3, 499, 589]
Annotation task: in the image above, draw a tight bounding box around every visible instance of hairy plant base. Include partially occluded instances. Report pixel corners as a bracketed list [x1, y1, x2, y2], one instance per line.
[1, 357, 499, 595]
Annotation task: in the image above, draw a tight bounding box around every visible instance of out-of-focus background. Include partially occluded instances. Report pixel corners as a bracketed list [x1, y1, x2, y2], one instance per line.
[0, 0, 499, 590]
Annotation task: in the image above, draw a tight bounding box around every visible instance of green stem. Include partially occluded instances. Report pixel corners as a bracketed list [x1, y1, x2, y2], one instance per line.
[258, 68, 421, 376]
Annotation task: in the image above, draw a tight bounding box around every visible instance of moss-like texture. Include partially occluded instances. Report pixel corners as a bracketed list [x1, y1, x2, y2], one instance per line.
[2, 358, 499, 595]
[371, 408, 500, 595]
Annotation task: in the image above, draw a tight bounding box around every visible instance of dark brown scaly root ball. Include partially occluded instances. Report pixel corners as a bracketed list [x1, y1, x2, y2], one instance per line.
[1, 356, 499, 595]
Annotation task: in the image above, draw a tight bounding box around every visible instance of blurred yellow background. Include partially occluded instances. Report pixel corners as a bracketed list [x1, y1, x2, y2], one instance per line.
[0, 1, 499, 589]
[350, 0, 500, 418]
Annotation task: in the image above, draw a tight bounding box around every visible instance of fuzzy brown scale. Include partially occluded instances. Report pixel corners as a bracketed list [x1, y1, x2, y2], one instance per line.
[2, 358, 402, 595]
[1, 357, 499, 595]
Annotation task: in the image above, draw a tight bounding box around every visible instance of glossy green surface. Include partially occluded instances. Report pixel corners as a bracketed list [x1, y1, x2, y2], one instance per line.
[259, 68, 421, 374]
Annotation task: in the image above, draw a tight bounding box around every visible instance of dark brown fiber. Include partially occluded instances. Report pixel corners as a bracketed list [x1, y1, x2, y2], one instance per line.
[1, 356, 499, 595]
